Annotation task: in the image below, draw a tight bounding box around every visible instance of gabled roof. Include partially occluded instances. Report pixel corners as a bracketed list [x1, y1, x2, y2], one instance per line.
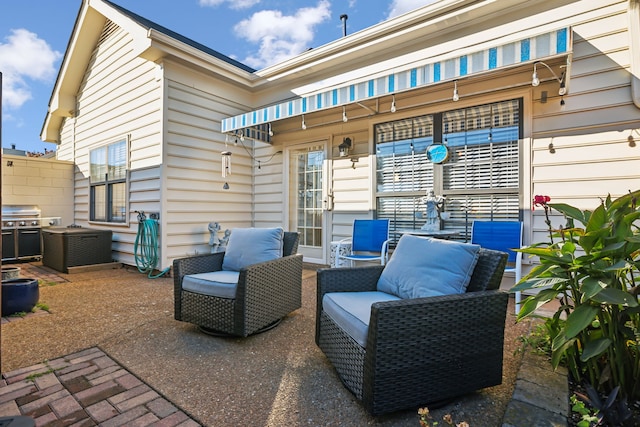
[41, 0, 255, 142]
[102, 0, 254, 73]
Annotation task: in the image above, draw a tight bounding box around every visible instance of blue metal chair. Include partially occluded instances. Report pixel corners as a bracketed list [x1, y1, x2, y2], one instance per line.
[336, 219, 390, 267]
[471, 221, 523, 313]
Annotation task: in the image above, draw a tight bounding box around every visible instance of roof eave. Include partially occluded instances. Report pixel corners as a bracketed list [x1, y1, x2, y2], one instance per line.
[142, 29, 258, 85]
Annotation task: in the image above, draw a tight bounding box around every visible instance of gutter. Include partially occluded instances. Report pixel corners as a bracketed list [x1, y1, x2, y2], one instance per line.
[631, 0, 640, 109]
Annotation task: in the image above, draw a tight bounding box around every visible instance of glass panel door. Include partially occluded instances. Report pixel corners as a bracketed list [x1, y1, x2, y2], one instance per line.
[288, 143, 327, 263]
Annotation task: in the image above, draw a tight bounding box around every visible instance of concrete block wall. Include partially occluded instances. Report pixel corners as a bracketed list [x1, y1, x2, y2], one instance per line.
[2, 154, 74, 224]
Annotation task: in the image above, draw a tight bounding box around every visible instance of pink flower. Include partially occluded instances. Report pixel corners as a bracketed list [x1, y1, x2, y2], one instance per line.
[533, 195, 551, 210]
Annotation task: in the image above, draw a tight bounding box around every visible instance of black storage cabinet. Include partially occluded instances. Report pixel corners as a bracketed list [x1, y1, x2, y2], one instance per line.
[42, 228, 113, 273]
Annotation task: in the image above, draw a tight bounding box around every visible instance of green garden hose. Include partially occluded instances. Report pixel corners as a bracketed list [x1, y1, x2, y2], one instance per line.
[134, 212, 170, 278]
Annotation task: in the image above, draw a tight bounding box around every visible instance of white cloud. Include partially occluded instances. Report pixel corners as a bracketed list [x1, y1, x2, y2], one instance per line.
[387, 0, 437, 19]
[234, 0, 331, 69]
[199, 0, 261, 10]
[0, 29, 61, 109]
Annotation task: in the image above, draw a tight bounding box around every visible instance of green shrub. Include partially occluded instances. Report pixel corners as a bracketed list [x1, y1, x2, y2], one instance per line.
[513, 190, 640, 402]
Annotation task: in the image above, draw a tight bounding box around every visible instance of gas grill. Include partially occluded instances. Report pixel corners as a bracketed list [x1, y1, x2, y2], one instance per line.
[1, 205, 61, 262]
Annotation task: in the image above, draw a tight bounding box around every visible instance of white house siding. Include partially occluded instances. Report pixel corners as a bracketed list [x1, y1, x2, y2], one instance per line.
[56, 21, 164, 267]
[252, 143, 285, 229]
[162, 61, 256, 265]
[251, 0, 639, 263]
[530, 1, 640, 245]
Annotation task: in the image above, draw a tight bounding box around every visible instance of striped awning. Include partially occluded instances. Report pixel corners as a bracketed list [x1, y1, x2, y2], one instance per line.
[222, 27, 571, 143]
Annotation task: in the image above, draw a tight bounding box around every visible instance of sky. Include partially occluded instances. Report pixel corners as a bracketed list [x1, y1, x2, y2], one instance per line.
[0, 0, 436, 154]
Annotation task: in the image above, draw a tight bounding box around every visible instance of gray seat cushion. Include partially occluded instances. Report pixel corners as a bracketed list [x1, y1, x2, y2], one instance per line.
[182, 270, 240, 298]
[323, 291, 401, 347]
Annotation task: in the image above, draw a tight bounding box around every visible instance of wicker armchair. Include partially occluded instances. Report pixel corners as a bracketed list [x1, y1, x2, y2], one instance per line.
[174, 231, 302, 337]
[315, 247, 508, 416]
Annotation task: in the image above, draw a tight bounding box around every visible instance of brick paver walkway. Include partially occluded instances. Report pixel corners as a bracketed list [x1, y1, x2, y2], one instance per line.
[0, 347, 200, 426]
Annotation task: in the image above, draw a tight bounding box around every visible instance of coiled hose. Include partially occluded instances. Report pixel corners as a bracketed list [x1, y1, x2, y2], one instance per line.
[134, 211, 170, 278]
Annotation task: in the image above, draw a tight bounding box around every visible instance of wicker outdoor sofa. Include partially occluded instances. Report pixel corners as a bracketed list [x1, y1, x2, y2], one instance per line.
[174, 231, 302, 337]
[315, 242, 509, 416]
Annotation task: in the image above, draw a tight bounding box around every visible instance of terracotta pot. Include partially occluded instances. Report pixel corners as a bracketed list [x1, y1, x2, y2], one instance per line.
[2, 278, 39, 316]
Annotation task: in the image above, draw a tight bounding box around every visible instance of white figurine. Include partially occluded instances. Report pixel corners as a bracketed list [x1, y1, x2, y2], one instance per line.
[420, 189, 445, 231]
[208, 222, 222, 252]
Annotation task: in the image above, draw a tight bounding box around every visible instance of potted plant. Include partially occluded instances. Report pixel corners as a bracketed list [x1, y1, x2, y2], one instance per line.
[513, 190, 640, 425]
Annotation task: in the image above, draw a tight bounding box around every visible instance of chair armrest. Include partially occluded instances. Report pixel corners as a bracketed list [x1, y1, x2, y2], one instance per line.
[381, 239, 390, 264]
[317, 265, 384, 296]
[173, 252, 225, 319]
[365, 290, 509, 369]
[237, 253, 304, 333]
[316, 265, 384, 344]
[173, 252, 225, 282]
[238, 253, 304, 298]
[360, 290, 509, 413]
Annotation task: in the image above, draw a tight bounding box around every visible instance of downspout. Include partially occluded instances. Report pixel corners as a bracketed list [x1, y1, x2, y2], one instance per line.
[630, 0, 640, 108]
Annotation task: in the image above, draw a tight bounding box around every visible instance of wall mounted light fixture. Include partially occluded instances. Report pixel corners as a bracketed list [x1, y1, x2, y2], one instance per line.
[339, 137, 352, 157]
[532, 61, 566, 96]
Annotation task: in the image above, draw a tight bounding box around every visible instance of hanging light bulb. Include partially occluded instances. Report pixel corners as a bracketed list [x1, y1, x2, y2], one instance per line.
[532, 63, 540, 86]
[268, 123, 274, 137]
[342, 106, 348, 123]
[452, 80, 459, 102]
[239, 131, 245, 142]
[302, 115, 307, 130]
[558, 72, 567, 96]
[390, 95, 397, 113]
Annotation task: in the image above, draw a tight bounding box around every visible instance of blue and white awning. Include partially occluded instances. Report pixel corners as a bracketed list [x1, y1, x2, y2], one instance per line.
[222, 27, 571, 143]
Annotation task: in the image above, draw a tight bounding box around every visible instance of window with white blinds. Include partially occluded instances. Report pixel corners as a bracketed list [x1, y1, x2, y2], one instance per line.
[90, 139, 127, 223]
[375, 99, 522, 241]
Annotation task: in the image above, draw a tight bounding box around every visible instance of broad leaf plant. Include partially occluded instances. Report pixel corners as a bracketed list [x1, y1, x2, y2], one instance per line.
[513, 190, 640, 402]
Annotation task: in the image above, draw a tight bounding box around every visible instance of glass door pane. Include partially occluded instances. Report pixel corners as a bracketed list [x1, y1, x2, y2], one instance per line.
[289, 144, 325, 262]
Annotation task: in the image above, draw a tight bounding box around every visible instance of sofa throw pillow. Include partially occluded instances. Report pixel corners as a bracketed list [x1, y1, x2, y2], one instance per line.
[222, 227, 284, 271]
[377, 235, 480, 299]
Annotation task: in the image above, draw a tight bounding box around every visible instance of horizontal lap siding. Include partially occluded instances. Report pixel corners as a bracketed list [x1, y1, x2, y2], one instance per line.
[253, 145, 285, 228]
[531, 2, 640, 245]
[163, 63, 254, 261]
[57, 23, 163, 267]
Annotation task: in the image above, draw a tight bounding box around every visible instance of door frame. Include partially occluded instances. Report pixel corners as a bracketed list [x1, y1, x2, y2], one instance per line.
[284, 139, 332, 265]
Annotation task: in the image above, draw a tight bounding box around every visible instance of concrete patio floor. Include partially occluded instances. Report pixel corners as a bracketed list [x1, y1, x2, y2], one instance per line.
[0, 261, 563, 426]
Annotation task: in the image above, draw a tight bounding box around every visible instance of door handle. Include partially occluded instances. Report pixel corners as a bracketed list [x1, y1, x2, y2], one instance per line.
[324, 190, 334, 211]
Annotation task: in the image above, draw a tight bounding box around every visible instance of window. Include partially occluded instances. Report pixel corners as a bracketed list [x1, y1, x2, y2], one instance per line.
[90, 140, 127, 223]
[375, 99, 522, 240]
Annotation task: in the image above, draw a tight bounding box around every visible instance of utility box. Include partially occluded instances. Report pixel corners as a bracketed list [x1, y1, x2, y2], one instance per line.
[42, 228, 113, 273]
